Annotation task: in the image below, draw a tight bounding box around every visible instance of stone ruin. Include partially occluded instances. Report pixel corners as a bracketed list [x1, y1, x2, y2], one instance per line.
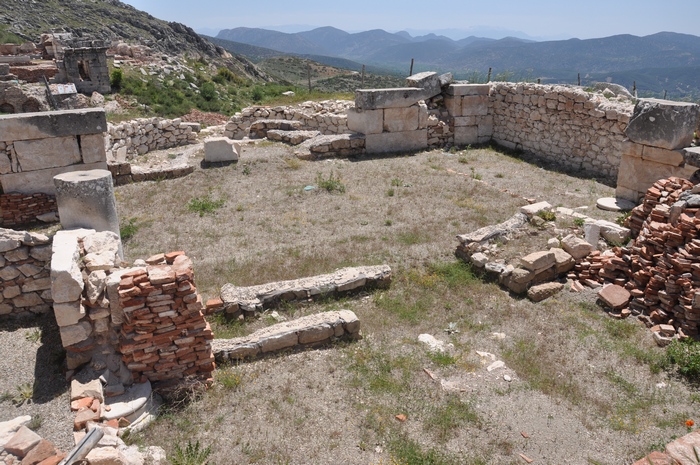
[54, 39, 111, 95]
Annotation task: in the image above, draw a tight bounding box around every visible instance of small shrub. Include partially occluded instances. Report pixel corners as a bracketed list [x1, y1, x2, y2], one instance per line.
[427, 351, 457, 367]
[494, 173, 505, 178]
[469, 167, 482, 180]
[616, 211, 632, 227]
[385, 219, 393, 226]
[171, 440, 212, 465]
[458, 156, 469, 164]
[284, 157, 302, 170]
[120, 217, 141, 241]
[391, 178, 403, 187]
[386, 188, 395, 197]
[110, 69, 123, 89]
[187, 194, 225, 217]
[27, 415, 42, 431]
[316, 171, 346, 193]
[13, 382, 33, 405]
[537, 210, 557, 222]
[573, 217, 585, 227]
[24, 329, 41, 343]
[216, 368, 243, 391]
[667, 339, 700, 381]
[242, 165, 252, 175]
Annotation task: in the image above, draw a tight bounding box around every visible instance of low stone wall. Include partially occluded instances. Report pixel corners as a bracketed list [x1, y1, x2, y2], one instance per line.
[0, 228, 52, 318]
[213, 310, 361, 363]
[224, 100, 352, 140]
[489, 82, 632, 182]
[0, 192, 56, 227]
[0, 109, 108, 195]
[106, 117, 200, 159]
[107, 161, 194, 186]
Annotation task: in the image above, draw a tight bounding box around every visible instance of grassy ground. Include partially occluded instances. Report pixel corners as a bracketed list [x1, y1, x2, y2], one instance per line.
[116, 143, 698, 465]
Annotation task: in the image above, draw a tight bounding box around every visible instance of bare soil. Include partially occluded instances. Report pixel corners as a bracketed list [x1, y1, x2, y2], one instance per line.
[4, 141, 696, 465]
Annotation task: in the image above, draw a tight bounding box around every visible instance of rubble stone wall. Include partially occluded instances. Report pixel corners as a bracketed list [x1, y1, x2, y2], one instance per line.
[489, 82, 633, 182]
[0, 109, 108, 196]
[224, 100, 352, 139]
[0, 228, 52, 318]
[0, 193, 56, 227]
[106, 117, 199, 158]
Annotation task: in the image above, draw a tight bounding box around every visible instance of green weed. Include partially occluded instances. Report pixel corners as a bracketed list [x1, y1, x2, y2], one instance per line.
[667, 339, 700, 381]
[171, 440, 212, 465]
[426, 396, 481, 442]
[537, 210, 557, 222]
[316, 171, 346, 193]
[187, 194, 225, 217]
[24, 329, 41, 343]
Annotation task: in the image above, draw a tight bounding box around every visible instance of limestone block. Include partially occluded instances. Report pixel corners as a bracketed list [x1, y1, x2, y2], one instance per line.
[621, 140, 644, 159]
[625, 98, 699, 150]
[462, 96, 489, 116]
[616, 154, 697, 200]
[54, 301, 86, 327]
[642, 145, 684, 167]
[520, 201, 552, 217]
[260, 331, 298, 353]
[405, 71, 441, 99]
[355, 87, 427, 110]
[365, 129, 427, 154]
[446, 84, 490, 96]
[453, 126, 478, 146]
[85, 446, 129, 465]
[444, 96, 462, 117]
[584, 222, 601, 248]
[298, 323, 333, 344]
[3, 426, 41, 458]
[682, 146, 700, 168]
[561, 234, 593, 259]
[452, 116, 477, 127]
[0, 108, 107, 141]
[347, 108, 383, 135]
[80, 133, 108, 164]
[597, 220, 631, 244]
[203, 137, 240, 163]
[665, 430, 700, 465]
[383, 106, 419, 132]
[0, 161, 108, 195]
[520, 251, 555, 272]
[60, 321, 93, 347]
[13, 292, 43, 308]
[528, 282, 563, 302]
[418, 103, 428, 130]
[50, 230, 85, 303]
[13, 136, 81, 171]
[549, 248, 575, 274]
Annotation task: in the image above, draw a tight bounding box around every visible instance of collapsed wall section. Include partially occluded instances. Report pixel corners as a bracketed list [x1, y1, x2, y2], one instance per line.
[489, 82, 632, 183]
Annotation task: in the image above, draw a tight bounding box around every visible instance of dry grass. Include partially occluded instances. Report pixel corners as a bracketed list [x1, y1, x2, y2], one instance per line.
[117, 143, 697, 465]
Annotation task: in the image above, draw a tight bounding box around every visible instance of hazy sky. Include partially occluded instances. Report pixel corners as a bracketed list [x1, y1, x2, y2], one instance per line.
[121, 0, 698, 40]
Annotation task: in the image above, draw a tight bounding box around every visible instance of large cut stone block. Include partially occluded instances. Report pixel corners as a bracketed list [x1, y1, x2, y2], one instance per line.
[13, 136, 81, 171]
[365, 129, 427, 154]
[54, 301, 86, 327]
[0, 161, 107, 195]
[642, 145, 684, 166]
[444, 96, 462, 117]
[59, 321, 92, 348]
[520, 251, 555, 273]
[446, 84, 490, 96]
[80, 133, 107, 164]
[616, 154, 696, 201]
[355, 88, 427, 110]
[454, 126, 478, 146]
[625, 98, 700, 150]
[682, 146, 700, 168]
[50, 229, 93, 303]
[0, 108, 107, 141]
[204, 137, 240, 162]
[347, 108, 383, 134]
[383, 106, 419, 132]
[405, 72, 441, 99]
[461, 95, 489, 116]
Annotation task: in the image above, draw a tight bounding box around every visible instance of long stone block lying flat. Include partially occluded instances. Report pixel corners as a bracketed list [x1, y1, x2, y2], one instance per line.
[13, 136, 82, 171]
[220, 265, 392, 314]
[405, 72, 441, 99]
[365, 129, 427, 154]
[213, 310, 361, 362]
[0, 109, 107, 141]
[0, 161, 108, 195]
[355, 88, 428, 110]
[446, 84, 491, 96]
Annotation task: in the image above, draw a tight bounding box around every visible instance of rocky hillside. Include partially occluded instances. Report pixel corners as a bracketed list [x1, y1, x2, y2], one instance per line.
[0, 0, 269, 81]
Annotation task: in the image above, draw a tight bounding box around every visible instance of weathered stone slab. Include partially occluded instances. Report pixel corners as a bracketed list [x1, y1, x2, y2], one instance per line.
[446, 84, 490, 96]
[13, 136, 81, 171]
[457, 213, 528, 244]
[365, 129, 427, 153]
[3, 426, 41, 457]
[204, 137, 240, 163]
[60, 321, 93, 347]
[596, 197, 637, 212]
[641, 145, 685, 167]
[597, 220, 631, 244]
[625, 98, 699, 150]
[616, 155, 697, 202]
[682, 146, 700, 168]
[0, 108, 107, 141]
[213, 310, 361, 362]
[383, 106, 419, 132]
[549, 248, 575, 274]
[405, 72, 441, 99]
[0, 161, 108, 195]
[80, 133, 108, 164]
[453, 125, 478, 146]
[50, 230, 89, 303]
[461, 95, 489, 116]
[54, 301, 86, 327]
[0, 416, 31, 448]
[520, 201, 552, 217]
[598, 284, 631, 310]
[346, 108, 383, 135]
[561, 234, 593, 259]
[220, 265, 391, 312]
[527, 282, 563, 302]
[520, 251, 555, 272]
[355, 87, 427, 110]
[665, 430, 700, 465]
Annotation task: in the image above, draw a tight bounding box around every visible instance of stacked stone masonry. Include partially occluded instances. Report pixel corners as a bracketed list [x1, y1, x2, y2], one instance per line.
[0, 192, 56, 227]
[0, 228, 52, 318]
[490, 82, 632, 183]
[106, 117, 200, 159]
[224, 100, 352, 140]
[118, 252, 215, 384]
[0, 109, 108, 196]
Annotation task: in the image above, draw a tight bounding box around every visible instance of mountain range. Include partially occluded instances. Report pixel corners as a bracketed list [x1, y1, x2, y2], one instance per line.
[217, 26, 700, 99]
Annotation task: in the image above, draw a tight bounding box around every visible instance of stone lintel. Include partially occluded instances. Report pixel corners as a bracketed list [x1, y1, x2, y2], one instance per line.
[355, 88, 427, 110]
[446, 84, 491, 96]
[0, 108, 107, 142]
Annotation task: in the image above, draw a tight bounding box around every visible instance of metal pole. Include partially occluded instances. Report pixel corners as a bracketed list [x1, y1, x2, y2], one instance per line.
[58, 427, 104, 465]
[409, 58, 414, 76]
[361, 65, 365, 87]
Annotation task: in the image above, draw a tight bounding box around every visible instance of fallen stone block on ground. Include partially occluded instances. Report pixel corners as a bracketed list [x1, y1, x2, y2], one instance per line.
[220, 265, 392, 315]
[213, 310, 361, 363]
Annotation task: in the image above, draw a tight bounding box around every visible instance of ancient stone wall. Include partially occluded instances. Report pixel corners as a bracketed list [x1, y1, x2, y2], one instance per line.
[106, 117, 199, 158]
[224, 100, 352, 139]
[0, 109, 108, 195]
[0, 193, 56, 227]
[0, 228, 52, 318]
[489, 82, 633, 182]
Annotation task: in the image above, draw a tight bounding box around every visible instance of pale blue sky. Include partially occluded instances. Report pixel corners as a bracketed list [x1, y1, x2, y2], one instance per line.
[122, 0, 698, 41]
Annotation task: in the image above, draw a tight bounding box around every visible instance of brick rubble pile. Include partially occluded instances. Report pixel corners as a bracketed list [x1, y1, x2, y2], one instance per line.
[118, 252, 215, 385]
